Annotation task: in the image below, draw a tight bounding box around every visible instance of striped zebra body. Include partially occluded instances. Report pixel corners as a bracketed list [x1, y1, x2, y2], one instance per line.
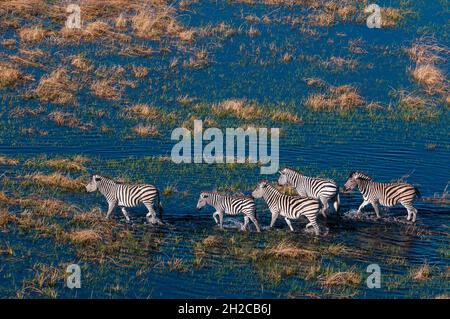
[85, 175, 163, 224]
[343, 171, 420, 222]
[278, 167, 340, 218]
[196, 192, 261, 232]
[252, 181, 321, 235]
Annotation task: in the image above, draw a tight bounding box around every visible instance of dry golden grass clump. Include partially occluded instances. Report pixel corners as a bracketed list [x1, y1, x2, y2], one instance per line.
[380, 8, 404, 28]
[0, 0, 50, 18]
[19, 26, 48, 43]
[0, 192, 10, 203]
[0, 155, 19, 166]
[271, 110, 302, 123]
[179, 29, 195, 42]
[132, 124, 159, 137]
[305, 85, 365, 111]
[28, 155, 89, 172]
[213, 99, 264, 120]
[48, 111, 92, 130]
[131, 7, 180, 40]
[399, 93, 427, 109]
[131, 65, 149, 78]
[26, 172, 85, 192]
[18, 198, 75, 217]
[84, 21, 130, 41]
[0, 62, 23, 88]
[10, 106, 45, 118]
[305, 77, 326, 88]
[326, 56, 358, 70]
[126, 104, 161, 120]
[321, 269, 361, 287]
[202, 235, 222, 248]
[183, 49, 209, 69]
[265, 241, 317, 260]
[0, 210, 17, 228]
[309, 11, 335, 27]
[91, 79, 122, 100]
[407, 40, 448, 96]
[411, 65, 446, 95]
[68, 229, 102, 245]
[36, 68, 78, 105]
[71, 55, 93, 72]
[411, 263, 431, 281]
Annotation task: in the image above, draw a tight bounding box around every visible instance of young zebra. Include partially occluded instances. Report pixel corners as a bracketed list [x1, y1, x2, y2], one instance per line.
[85, 175, 163, 224]
[278, 167, 340, 218]
[196, 192, 261, 232]
[252, 181, 321, 235]
[342, 171, 420, 222]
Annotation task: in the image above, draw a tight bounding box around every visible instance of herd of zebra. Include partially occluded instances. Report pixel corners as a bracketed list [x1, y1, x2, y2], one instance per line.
[85, 168, 421, 235]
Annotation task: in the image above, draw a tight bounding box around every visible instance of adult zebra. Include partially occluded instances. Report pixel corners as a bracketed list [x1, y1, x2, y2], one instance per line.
[196, 192, 261, 232]
[342, 171, 420, 222]
[252, 181, 321, 235]
[85, 175, 163, 224]
[278, 167, 340, 218]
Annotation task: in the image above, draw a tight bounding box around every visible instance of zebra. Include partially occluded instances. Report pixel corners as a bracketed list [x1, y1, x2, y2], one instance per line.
[342, 171, 420, 222]
[196, 192, 261, 232]
[85, 174, 163, 224]
[278, 167, 340, 218]
[252, 181, 321, 235]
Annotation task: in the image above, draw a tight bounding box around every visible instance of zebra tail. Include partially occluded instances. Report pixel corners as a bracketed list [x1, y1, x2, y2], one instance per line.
[414, 186, 421, 199]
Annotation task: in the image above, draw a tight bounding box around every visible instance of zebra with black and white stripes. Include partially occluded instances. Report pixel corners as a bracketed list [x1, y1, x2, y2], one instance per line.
[342, 171, 420, 222]
[196, 192, 261, 232]
[252, 181, 321, 235]
[278, 167, 340, 218]
[85, 175, 163, 224]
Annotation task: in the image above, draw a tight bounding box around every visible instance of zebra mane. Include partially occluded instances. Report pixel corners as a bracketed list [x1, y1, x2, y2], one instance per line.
[281, 167, 302, 175]
[350, 171, 373, 181]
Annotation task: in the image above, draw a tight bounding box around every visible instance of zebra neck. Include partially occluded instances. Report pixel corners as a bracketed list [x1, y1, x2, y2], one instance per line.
[98, 179, 116, 197]
[357, 179, 371, 196]
[288, 171, 303, 185]
[263, 185, 280, 203]
[208, 193, 221, 209]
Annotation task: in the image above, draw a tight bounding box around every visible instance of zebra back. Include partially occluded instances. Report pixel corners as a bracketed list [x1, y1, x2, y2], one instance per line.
[282, 168, 338, 199]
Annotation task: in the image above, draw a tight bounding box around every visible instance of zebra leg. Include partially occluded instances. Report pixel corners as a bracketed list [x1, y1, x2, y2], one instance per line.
[269, 211, 280, 229]
[241, 216, 249, 231]
[218, 211, 224, 230]
[320, 197, 328, 219]
[212, 211, 220, 224]
[284, 217, 294, 231]
[249, 215, 261, 233]
[372, 201, 381, 219]
[333, 194, 341, 217]
[144, 202, 162, 225]
[403, 203, 417, 222]
[105, 201, 117, 219]
[305, 216, 320, 235]
[357, 200, 370, 218]
[120, 207, 131, 222]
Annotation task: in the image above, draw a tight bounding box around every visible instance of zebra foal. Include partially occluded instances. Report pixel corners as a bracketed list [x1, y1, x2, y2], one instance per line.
[252, 181, 321, 235]
[196, 192, 261, 232]
[342, 171, 420, 222]
[278, 167, 340, 218]
[85, 175, 163, 224]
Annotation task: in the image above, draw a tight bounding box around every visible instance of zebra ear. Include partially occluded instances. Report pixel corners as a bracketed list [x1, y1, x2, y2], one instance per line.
[94, 177, 101, 182]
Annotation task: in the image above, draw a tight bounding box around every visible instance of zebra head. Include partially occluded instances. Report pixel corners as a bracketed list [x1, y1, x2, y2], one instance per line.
[277, 167, 297, 186]
[196, 192, 211, 210]
[85, 174, 103, 192]
[252, 180, 269, 198]
[343, 171, 372, 192]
